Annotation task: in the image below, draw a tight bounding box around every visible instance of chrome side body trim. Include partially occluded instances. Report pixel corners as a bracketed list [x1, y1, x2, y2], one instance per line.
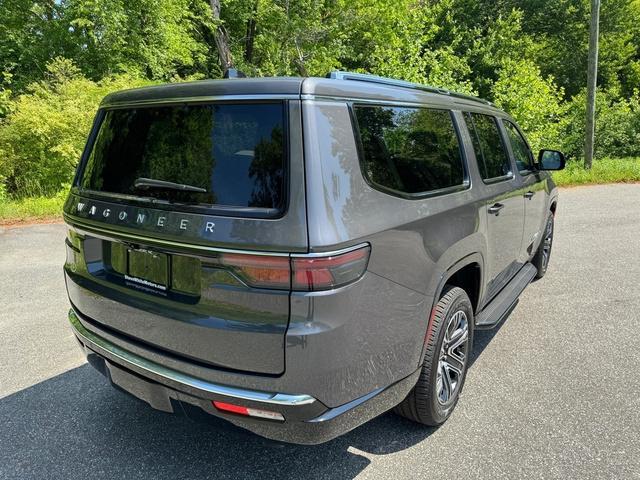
[307, 387, 384, 423]
[290, 242, 370, 258]
[68, 308, 316, 406]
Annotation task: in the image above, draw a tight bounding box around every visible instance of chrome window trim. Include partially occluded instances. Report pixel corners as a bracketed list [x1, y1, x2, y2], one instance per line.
[301, 94, 502, 114]
[302, 94, 437, 109]
[69, 308, 316, 406]
[300, 94, 451, 109]
[482, 173, 516, 185]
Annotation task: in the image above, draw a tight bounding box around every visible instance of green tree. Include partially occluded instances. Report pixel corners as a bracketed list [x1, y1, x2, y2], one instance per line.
[560, 89, 640, 159]
[218, 0, 347, 76]
[0, 58, 152, 197]
[492, 59, 566, 153]
[501, 0, 640, 98]
[425, 3, 536, 96]
[0, 0, 70, 92]
[63, 0, 212, 80]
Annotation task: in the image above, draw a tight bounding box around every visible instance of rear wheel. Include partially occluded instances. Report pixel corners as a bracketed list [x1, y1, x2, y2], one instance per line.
[532, 213, 554, 279]
[394, 286, 473, 426]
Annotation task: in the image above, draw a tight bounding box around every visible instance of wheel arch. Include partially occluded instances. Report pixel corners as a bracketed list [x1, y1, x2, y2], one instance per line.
[434, 253, 484, 313]
[418, 252, 484, 367]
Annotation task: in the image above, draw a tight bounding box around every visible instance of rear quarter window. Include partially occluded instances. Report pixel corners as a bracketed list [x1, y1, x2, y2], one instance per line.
[353, 105, 466, 197]
[78, 102, 287, 215]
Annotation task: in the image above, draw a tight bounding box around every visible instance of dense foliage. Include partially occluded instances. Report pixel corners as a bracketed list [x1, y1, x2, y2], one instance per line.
[1, 0, 639, 198]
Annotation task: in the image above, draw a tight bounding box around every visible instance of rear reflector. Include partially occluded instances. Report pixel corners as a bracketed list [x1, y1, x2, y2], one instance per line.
[214, 244, 370, 292]
[212, 401, 285, 421]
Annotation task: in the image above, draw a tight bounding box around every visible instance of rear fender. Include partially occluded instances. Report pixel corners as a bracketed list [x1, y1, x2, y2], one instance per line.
[418, 251, 485, 367]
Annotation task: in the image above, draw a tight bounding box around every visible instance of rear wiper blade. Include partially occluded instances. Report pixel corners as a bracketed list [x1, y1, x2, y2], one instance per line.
[134, 177, 207, 193]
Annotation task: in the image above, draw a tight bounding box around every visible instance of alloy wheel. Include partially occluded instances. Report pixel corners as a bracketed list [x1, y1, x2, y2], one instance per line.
[542, 217, 554, 271]
[436, 310, 469, 405]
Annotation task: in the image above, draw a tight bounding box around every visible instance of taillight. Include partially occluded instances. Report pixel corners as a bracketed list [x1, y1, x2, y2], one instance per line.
[292, 246, 371, 291]
[215, 244, 370, 292]
[219, 253, 290, 290]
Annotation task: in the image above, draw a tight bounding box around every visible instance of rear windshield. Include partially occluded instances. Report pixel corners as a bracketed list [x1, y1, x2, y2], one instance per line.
[79, 102, 287, 213]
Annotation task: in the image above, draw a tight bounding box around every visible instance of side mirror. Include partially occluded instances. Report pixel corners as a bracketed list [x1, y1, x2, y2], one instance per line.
[538, 149, 565, 170]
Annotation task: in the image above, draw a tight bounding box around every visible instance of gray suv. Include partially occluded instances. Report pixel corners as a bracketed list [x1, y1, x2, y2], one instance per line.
[63, 71, 565, 444]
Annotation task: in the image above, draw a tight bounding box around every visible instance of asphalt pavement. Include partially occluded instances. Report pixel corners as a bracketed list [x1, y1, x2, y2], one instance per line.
[1, 184, 639, 479]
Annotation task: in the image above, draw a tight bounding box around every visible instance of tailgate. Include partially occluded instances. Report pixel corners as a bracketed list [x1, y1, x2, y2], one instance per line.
[65, 231, 290, 374]
[63, 98, 306, 375]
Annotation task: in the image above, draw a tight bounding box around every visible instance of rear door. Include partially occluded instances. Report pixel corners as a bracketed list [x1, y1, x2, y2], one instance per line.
[463, 112, 524, 301]
[64, 99, 306, 375]
[502, 120, 548, 260]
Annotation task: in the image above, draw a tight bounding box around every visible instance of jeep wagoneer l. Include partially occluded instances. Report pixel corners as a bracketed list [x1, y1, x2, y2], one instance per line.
[63, 71, 565, 444]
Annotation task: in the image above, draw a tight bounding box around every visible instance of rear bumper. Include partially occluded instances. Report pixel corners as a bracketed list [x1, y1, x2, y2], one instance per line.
[69, 308, 420, 444]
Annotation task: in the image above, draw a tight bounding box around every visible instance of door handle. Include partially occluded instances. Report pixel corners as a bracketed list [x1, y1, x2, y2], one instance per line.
[488, 203, 505, 215]
[524, 191, 535, 199]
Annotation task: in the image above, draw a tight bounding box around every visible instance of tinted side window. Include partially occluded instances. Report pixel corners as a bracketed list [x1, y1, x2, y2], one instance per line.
[504, 120, 534, 172]
[464, 113, 512, 181]
[354, 105, 465, 196]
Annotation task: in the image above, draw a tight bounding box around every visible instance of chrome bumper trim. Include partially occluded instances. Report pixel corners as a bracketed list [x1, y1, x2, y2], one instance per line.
[68, 308, 316, 407]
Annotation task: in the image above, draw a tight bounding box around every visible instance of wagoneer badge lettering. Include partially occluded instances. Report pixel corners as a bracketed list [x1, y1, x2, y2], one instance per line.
[75, 201, 215, 234]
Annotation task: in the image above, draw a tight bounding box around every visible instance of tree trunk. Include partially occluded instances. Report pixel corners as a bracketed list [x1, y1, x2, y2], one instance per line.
[209, 0, 234, 71]
[584, 0, 600, 170]
[294, 40, 308, 77]
[244, 0, 259, 63]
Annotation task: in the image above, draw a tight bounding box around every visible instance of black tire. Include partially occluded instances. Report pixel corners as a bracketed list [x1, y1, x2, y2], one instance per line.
[532, 213, 554, 279]
[394, 286, 474, 426]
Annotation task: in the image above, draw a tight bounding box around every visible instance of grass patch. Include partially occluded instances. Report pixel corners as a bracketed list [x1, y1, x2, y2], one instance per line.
[552, 157, 640, 186]
[0, 194, 65, 224]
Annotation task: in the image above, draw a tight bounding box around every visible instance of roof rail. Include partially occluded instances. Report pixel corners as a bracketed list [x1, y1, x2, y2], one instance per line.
[326, 71, 493, 106]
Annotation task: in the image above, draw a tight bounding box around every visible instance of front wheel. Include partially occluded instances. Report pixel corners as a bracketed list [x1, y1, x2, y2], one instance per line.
[532, 213, 554, 279]
[394, 286, 473, 426]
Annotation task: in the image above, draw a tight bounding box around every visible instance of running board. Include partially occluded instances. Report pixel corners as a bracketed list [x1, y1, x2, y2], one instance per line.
[475, 263, 537, 329]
